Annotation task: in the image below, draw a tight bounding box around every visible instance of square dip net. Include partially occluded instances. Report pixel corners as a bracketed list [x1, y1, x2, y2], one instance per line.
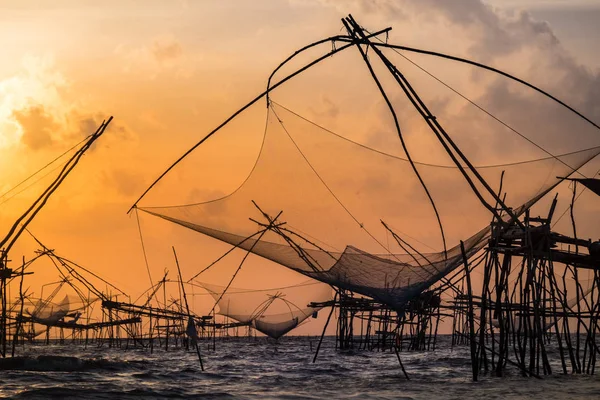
[137, 33, 600, 311]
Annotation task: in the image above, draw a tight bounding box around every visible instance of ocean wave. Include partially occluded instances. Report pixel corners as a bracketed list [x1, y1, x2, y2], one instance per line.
[0, 355, 148, 372]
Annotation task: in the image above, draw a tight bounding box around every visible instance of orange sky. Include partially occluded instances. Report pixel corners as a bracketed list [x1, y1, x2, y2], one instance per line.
[1, 0, 600, 335]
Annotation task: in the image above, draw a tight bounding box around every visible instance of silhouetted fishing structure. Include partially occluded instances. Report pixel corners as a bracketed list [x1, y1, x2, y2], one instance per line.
[450, 184, 600, 379]
[0, 118, 113, 357]
[126, 14, 600, 377]
[1, 14, 599, 383]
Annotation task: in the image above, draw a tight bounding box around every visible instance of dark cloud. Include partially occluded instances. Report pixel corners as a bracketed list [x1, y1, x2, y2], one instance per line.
[12, 104, 58, 150]
[423, 1, 559, 58]
[348, 0, 599, 154]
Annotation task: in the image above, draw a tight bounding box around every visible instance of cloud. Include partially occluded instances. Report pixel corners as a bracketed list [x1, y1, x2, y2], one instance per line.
[66, 110, 132, 140]
[101, 168, 146, 198]
[279, 0, 600, 245]
[0, 55, 130, 153]
[323, 0, 599, 149]
[0, 53, 140, 217]
[0, 55, 66, 150]
[115, 34, 193, 79]
[308, 95, 340, 121]
[151, 36, 183, 64]
[12, 104, 58, 150]
[9, 103, 129, 154]
[306, 0, 407, 19]
[406, 0, 560, 59]
[78, 115, 101, 138]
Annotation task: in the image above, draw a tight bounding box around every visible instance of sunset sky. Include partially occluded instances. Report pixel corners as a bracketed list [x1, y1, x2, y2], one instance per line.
[1, 0, 600, 334]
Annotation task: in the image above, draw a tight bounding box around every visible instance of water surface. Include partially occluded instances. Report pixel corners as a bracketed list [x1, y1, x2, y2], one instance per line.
[1, 336, 598, 399]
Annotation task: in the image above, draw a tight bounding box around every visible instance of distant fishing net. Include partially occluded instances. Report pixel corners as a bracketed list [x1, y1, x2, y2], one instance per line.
[24, 294, 96, 323]
[15, 293, 98, 339]
[26, 294, 72, 323]
[200, 281, 331, 339]
[138, 39, 600, 310]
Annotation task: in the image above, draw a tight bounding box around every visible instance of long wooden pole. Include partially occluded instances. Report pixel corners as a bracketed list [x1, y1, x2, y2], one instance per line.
[128, 29, 391, 212]
[313, 293, 337, 363]
[461, 241, 478, 381]
[173, 247, 204, 371]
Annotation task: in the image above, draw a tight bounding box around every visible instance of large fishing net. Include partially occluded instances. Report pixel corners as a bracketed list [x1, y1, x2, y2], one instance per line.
[139, 37, 600, 310]
[200, 281, 332, 339]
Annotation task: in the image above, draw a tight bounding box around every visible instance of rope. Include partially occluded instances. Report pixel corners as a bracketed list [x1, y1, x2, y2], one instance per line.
[134, 208, 154, 290]
[370, 34, 586, 178]
[0, 134, 92, 204]
[208, 217, 279, 316]
[270, 102, 600, 170]
[552, 169, 600, 228]
[0, 160, 68, 207]
[270, 105, 395, 257]
[270, 104, 439, 287]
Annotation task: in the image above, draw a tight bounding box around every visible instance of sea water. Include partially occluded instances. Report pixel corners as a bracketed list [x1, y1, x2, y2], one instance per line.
[1, 336, 599, 399]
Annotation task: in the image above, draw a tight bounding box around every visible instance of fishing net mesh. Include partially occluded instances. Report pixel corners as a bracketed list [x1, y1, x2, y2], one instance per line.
[139, 46, 600, 310]
[201, 281, 331, 338]
[25, 294, 95, 321]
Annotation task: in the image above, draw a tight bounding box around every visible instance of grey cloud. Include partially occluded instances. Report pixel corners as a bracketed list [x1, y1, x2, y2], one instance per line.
[349, 0, 598, 152]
